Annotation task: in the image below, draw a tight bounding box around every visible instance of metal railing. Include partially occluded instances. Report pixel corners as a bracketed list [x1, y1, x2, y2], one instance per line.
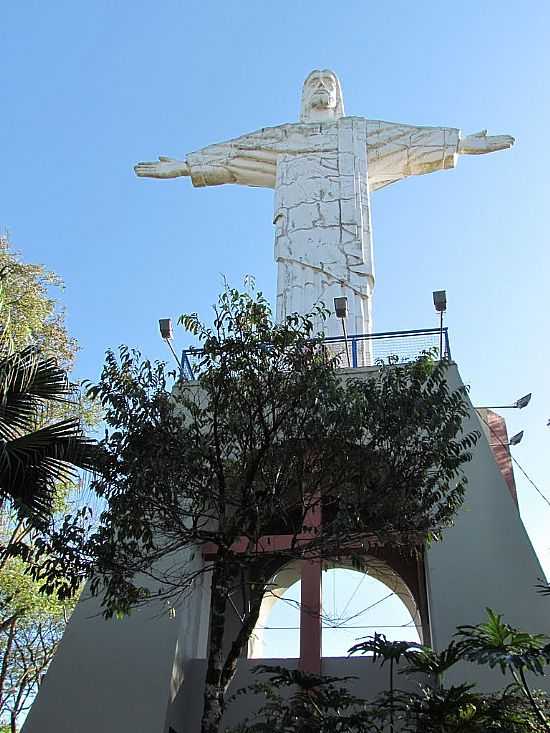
[180, 327, 450, 381]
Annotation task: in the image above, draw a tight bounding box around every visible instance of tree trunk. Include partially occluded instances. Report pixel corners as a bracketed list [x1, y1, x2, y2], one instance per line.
[200, 560, 230, 733]
[0, 616, 17, 713]
[220, 583, 265, 691]
[199, 563, 268, 733]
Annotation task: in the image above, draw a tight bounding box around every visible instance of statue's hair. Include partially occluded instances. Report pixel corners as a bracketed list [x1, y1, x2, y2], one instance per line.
[300, 69, 345, 122]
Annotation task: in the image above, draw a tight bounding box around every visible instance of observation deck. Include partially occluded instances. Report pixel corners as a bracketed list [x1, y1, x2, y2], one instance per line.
[180, 326, 451, 381]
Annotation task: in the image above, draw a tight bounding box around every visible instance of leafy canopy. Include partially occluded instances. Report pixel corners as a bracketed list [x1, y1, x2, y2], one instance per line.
[81, 285, 479, 619]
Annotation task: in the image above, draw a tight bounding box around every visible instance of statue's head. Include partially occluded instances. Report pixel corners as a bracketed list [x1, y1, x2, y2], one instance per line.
[300, 69, 345, 122]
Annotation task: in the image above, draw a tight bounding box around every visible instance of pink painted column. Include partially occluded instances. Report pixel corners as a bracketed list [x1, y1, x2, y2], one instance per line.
[299, 558, 322, 674]
[298, 496, 322, 674]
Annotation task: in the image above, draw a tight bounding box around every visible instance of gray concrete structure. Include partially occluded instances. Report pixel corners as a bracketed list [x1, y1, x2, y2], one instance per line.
[22, 363, 550, 732]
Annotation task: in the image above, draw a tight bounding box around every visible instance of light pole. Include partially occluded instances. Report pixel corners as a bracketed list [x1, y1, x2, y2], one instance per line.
[159, 318, 182, 370]
[476, 393, 532, 410]
[432, 290, 447, 360]
[334, 297, 351, 367]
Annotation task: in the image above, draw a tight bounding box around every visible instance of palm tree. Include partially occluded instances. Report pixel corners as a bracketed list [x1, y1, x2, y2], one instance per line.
[348, 633, 420, 733]
[403, 641, 462, 689]
[0, 346, 96, 524]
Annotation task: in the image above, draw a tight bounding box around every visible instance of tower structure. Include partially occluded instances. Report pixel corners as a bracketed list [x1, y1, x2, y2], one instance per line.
[22, 72, 548, 733]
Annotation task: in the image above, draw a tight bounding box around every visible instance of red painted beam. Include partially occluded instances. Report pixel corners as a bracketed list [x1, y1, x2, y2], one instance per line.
[299, 558, 322, 674]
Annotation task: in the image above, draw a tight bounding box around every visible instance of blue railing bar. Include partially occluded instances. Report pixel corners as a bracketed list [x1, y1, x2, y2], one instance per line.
[181, 351, 195, 381]
[323, 327, 445, 342]
[351, 339, 358, 368]
[182, 327, 448, 355]
[180, 327, 447, 356]
[444, 329, 451, 360]
[180, 326, 451, 380]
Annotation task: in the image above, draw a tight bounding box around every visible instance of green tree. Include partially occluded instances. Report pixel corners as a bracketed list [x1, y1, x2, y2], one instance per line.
[0, 346, 96, 525]
[348, 634, 420, 733]
[0, 560, 76, 731]
[79, 285, 478, 733]
[0, 234, 96, 732]
[0, 235, 75, 365]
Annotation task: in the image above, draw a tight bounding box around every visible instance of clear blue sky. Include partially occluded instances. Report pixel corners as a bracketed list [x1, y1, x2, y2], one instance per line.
[2, 1, 549, 644]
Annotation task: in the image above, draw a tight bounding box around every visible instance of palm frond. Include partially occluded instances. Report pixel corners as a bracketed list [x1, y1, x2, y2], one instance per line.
[0, 347, 72, 438]
[0, 418, 97, 520]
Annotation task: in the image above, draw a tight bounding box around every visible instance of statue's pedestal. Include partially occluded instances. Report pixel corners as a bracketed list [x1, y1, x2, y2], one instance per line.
[22, 363, 550, 733]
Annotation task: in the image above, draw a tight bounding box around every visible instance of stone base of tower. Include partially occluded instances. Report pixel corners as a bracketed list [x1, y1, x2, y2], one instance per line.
[22, 362, 550, 733]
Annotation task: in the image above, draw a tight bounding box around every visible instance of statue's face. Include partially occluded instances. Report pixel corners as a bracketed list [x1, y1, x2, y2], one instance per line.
[304, 72, 338, 114]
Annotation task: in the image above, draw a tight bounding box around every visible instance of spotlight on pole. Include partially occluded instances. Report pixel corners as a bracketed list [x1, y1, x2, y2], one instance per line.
[432, 290, 447, 313]
[333, 297, 351, 368]
[334, 297, 348, 320]
[158, 318, 181, 369]
[159, 318, 173, 340]
[515, 393, 532, 409]
[509, 431, 524, 446]
[476, 393, 532, 410]
[432, 290, 447, 360]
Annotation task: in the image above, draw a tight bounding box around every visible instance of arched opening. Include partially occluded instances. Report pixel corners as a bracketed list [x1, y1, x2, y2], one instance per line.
[249, 556, 424, 659]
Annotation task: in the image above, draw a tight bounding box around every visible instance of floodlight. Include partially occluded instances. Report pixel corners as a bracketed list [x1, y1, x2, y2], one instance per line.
[432, 290, 447, 313]
[333, 297, 350, 367]
[158, 318, 181, 369]
[509, 431, 524, 446]
[476, 393, 532, 410]
[515, 393, 531, 409]
[159, 318, 173, 340]
[334, 297, 348, 319]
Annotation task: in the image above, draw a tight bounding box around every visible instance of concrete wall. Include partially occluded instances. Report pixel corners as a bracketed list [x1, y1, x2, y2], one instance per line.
[22, 588, 181, 733]
[426, 363, 550, 691]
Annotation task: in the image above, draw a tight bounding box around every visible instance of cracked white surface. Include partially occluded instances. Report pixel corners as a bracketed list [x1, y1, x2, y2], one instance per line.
[187, 112, 458, 344]
[183, 71, 461, 345]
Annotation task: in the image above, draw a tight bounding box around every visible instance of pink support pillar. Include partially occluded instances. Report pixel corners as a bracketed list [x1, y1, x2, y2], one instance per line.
[202, 491, 326, 673]
[298, 495, 322, 674]
[299, 558, 322, 674]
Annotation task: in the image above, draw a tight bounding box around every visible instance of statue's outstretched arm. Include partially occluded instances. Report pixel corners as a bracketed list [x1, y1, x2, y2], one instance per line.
[134, 156, 190, 179]
[458, 130, 515, 155]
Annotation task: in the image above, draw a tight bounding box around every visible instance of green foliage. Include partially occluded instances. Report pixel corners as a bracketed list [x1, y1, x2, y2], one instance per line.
[456, 609, 549, 676]
[400, 641, 463, 689]
[0, 235, 75, 366]
[76, 284, 478, 733]
[0, 235, 98, 732]
[0, 554, 73, 622]
[0, 346, 97, 523]
[237, 614, 550, 733]
[395, 684, 544, 732]
[348, 634, 421, 733]
[84, 286, 478, 617]
[228, 665, 374, 733]
[456, 609, 550, 730]
[348, 633, 420, 665]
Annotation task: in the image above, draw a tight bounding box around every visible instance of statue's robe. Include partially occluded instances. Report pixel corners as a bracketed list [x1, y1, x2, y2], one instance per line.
[186, 117, 459, 349]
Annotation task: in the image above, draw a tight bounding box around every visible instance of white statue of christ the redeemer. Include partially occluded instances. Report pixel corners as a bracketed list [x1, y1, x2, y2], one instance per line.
[135, 69, 513, 344]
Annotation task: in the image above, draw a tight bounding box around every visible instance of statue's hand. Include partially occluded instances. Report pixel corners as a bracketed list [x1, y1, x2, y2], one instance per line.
[458, 130, 515, 155]
[134, 156, 190, 178]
